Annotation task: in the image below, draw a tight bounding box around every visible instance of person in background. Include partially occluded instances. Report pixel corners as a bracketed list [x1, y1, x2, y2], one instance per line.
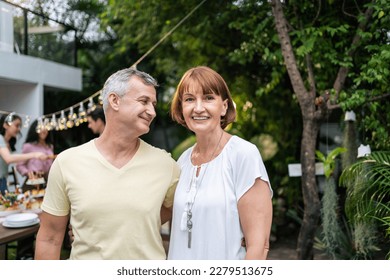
[87, 106, 105, 135]
[35, 68, 180, 260]
[168, 66, 273, 260]
[0, 113, 47, 195]
[16, 119, 55, 185]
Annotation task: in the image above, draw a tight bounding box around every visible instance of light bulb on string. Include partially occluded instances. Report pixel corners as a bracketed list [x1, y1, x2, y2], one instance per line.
[36, 117, 43, 133]
[66, 107, 77, 128]
[43, 118, 50, 131]
[59, 110, 67, 130]
[5, 112, 15, 126]
[87, 97, 96, 113]
[74, 113, 81, 126]
[78, 102, 87, 123]
[98, 92, 103, 105]
[23, 115, 30, 128]
[46, 117, 53, 131]
[49, 114, 57, 131]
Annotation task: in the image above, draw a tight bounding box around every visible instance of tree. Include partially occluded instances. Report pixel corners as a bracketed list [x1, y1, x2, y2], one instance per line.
[271, 0, 389, 258]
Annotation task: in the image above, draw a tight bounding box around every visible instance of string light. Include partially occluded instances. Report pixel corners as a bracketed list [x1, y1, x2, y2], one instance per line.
[78, 102, 87, 124]
[87, 97, 96, 113]
[0, 90, 101, 131]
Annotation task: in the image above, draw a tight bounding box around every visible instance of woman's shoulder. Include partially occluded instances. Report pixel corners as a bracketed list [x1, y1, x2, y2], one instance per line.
[177, 146, 193, 166]
[227, 135, 258, 154]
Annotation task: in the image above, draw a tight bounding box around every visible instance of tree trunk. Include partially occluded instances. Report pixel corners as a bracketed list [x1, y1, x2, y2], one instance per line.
[271, 0, 320, 259]
[297, 117, 321, 259]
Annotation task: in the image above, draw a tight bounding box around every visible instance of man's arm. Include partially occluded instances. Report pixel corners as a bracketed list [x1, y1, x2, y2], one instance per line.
[35, 211, 69, 260]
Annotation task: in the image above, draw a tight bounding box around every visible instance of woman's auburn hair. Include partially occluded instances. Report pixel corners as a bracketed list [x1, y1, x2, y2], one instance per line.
[170, 66, 236, 129]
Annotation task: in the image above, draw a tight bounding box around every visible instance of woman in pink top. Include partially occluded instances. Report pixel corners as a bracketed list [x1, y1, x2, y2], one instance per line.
[16, 119, 54, 182]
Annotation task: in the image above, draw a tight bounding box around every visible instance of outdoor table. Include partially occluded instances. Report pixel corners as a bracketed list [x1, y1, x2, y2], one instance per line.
[0, 215, 40, 260]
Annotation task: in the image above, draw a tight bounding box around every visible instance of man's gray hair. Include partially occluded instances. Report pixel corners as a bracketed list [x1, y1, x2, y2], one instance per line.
[101, 68, 158, 111]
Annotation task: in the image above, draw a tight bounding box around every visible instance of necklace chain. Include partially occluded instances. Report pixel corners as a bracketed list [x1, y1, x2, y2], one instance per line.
[186, 130, 224, 249]
[192, 131, 224, 167]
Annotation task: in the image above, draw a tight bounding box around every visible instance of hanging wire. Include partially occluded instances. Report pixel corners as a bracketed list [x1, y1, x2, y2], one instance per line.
[326, 113, 329, 155]
[131, 0, 208, 68]
[1, 0, 208, 128]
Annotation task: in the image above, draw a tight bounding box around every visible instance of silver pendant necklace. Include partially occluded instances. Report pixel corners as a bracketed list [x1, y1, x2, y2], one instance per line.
[185, 130, 224, 249]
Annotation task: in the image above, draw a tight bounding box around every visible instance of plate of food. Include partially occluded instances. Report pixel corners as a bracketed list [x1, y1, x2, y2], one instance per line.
[26, 177, 46, 185]
[0, 191, 26, 216]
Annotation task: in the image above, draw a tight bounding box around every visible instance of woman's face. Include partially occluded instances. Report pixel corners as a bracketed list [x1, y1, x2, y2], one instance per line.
[5, 119, 22, 138]
[38, 128, 48, 141]
[181, 83, 227, 135]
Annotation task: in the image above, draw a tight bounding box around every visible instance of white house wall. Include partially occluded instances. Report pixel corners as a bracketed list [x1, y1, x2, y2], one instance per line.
[0, 84, 41, 116]
[0, 51, 82, 91]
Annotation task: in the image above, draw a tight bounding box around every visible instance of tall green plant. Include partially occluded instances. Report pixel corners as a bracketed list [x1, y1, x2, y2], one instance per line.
[340, 114, 379, 259]
[340, 151, 390, 259]
[316, 148, 346, 259]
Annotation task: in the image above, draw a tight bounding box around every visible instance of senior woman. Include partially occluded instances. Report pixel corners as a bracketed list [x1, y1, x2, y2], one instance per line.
[168, 66, 273, 260]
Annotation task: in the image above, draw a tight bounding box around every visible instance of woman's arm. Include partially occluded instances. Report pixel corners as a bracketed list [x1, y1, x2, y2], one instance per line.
[16, 144, 31, 176]
[238, 178, 273, 260]
[0, 146, 46, 164]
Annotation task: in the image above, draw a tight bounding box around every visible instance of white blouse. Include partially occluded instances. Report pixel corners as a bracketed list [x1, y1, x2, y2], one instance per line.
[168, 136, 271, 260]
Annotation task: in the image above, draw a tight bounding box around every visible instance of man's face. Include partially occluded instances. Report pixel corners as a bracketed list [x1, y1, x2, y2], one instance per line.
[87, 116, 100, 134]
[117, 77, 157, 136]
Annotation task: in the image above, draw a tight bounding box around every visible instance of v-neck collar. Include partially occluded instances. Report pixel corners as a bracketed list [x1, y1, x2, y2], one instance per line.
[91, 139, 143, 173]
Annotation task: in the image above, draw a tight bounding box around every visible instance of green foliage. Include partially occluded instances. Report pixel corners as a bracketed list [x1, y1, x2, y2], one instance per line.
[315, 146, 383, 259]
[316, 147, 346, 179]
[340, 151, 390, 221]
[249, 134, 278, 161]
[339, 151, 390, 259]
[171, 135, 196, 160]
